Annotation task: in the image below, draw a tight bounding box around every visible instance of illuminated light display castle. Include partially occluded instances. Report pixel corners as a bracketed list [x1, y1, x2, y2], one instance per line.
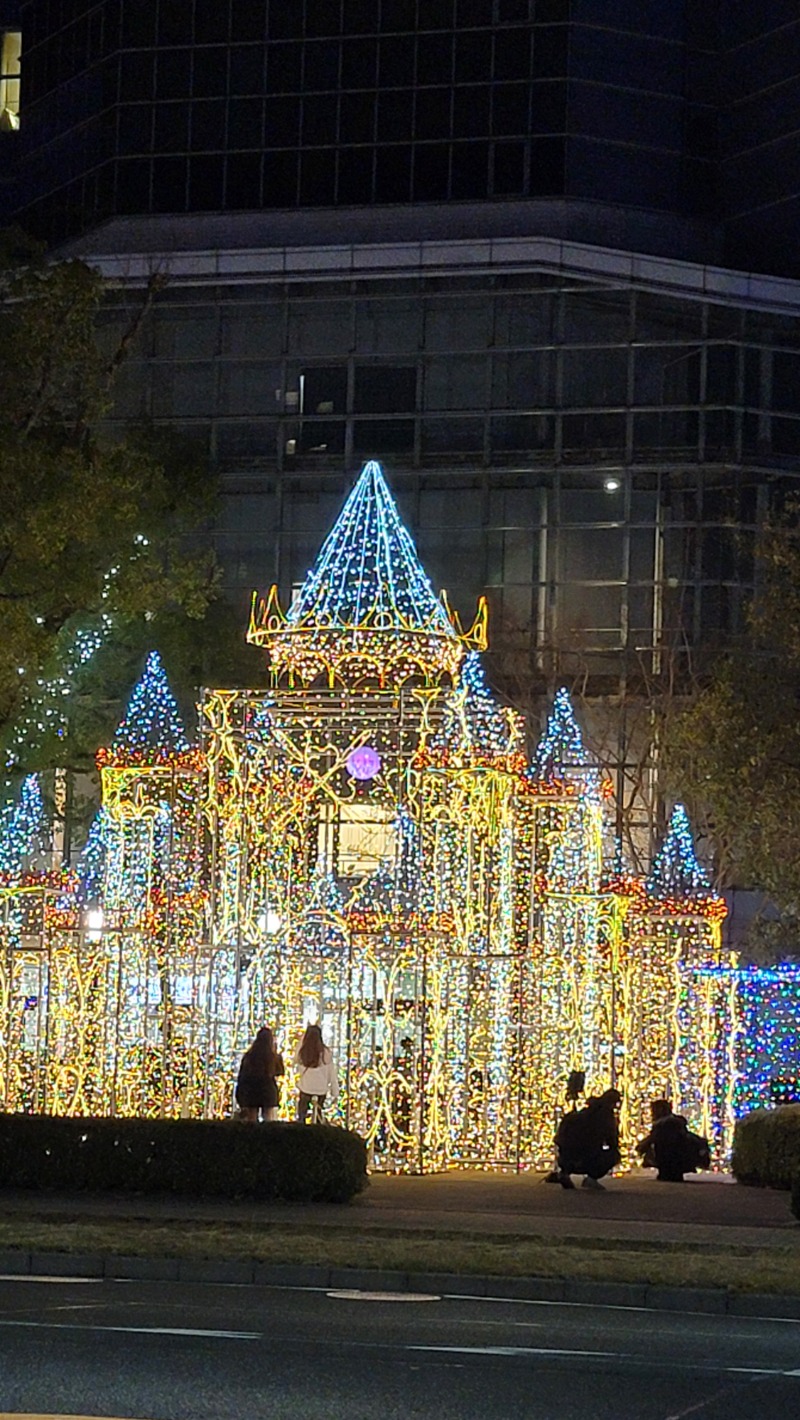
[0, 461, 744, 1169]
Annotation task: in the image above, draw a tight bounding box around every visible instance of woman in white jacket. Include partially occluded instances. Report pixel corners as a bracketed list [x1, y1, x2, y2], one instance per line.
[295, 1023, 338, 1123]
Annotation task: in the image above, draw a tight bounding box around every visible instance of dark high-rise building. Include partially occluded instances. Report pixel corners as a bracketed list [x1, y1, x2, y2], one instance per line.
[2, 1, 800, 860]
[4, 1, 800, 272]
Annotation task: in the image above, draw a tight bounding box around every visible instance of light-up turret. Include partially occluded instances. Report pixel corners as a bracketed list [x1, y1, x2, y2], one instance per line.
[523, 688, 611, 1147]
[247, 460, 487, 687]
[636, 803, 732, 1155]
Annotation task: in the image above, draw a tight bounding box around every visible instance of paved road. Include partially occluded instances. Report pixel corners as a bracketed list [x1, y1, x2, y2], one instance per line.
[0, 1275, 798, 1419]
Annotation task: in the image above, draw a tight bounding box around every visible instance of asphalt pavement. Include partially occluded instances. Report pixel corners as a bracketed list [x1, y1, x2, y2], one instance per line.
[1, 1168, 796, 1250]
[0, 1275, 799, 1419]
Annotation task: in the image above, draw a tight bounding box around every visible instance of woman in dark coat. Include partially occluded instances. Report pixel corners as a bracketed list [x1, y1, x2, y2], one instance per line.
[236, 1026, 284, 1122]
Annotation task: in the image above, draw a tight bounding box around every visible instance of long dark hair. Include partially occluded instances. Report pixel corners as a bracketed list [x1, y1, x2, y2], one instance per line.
[299, 1023, 325, 1069]
[245, 1026, 278, 1074]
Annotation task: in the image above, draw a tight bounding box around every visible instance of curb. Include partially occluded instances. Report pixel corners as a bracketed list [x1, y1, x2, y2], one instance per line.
[1, 1250, 800, 1319]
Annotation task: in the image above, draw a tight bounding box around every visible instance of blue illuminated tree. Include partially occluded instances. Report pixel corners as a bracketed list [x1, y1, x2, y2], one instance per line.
[113, 650, 190, 753]
[647, 803, 713, 899]
[532, 687, 594, 781]
[460, 652, 508, 753]
[437, 652, 508, 755]
[0, 774, 48, 874]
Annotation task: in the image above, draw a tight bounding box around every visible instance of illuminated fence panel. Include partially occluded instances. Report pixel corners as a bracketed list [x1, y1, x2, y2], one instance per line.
[734, 967, 800, 1115]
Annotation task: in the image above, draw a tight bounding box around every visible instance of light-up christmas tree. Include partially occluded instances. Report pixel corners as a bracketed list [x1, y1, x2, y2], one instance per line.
[646, 803, 714, 900]
[0, 775, 49, 875]
[111, 649, 191, 756]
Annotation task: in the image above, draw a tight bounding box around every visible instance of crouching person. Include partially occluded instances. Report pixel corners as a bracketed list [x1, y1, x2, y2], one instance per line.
[637, 1099, 710, 1182]
[555, 1088, 622, 1191]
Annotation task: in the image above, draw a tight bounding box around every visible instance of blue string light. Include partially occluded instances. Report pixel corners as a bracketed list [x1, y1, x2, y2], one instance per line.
[646, 803, 713, 899]
[530, 686, 599, 792]
[4, 619, 109, 772]
[459, 652, 509, 754]
[733, 965, 800, 1113]
[112, 650, 190, 753]
[74, 807, 109, 904]
[287, 461, 455, 638]
[0, 775, 48, 874]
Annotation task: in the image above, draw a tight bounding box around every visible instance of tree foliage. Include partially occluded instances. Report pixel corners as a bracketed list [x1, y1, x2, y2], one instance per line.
[664, 501, 800, 959]
[0, 232, 219, 744]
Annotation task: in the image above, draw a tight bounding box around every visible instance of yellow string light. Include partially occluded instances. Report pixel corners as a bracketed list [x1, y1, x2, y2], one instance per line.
[0, 463, 737, 1167]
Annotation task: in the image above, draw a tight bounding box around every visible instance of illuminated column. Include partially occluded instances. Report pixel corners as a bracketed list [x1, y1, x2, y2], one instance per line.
[640, 805, 733, 1158]
[0, 778, 52, 1112]
[97, 651, 209, 1117]
[240, 461, 489, 1168]
[525, 690, 610, 1164]
[417, 651, 527, 1168]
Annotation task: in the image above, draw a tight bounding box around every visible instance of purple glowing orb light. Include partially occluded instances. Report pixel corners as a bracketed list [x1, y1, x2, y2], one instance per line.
[346, 745, 382, 780]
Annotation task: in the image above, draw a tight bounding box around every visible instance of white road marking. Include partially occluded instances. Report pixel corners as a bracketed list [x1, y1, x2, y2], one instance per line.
[328, 1289, 440, 1302]
[266, 1283, 800, 1326]
[409, 1345, 617, 1358]
[0, 1276, 102, 1285]
[409, 1346, 800, 1377]
[0, 1319, 259, 1339]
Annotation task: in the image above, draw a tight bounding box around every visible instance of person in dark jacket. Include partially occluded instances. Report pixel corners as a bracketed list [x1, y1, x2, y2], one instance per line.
[555, 1088, 622, 1190]
[235, 1026, 284, 1122]
[636, 1098, 710, 1182]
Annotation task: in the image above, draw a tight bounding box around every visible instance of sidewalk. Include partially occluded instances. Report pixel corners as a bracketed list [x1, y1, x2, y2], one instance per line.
[1, 1169, 796, 1250]
[0, 1170, 797, 1315]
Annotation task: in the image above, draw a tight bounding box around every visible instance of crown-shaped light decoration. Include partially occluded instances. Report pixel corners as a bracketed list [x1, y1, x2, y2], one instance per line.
[248, 460, 487, 687]
[102, 651, 191, 764]
[646, 803, 719, 904]
[530, 687, 602, 796]
[0, 775, 48, 875]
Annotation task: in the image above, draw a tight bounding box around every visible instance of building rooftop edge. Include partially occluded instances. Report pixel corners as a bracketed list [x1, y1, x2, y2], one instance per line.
[57, 227, 800, 317]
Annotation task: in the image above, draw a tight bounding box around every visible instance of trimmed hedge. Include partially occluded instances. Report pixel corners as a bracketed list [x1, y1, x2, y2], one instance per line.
[792, 1170, 800, 1221]
[731, 1105, 800, 1189]
[0, 1114, 367, 1203]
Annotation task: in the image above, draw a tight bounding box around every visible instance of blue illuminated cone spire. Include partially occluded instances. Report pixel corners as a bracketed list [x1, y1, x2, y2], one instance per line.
[75, 807, 109, 903]
[437, 650, 509, 755]
[112, 650, 190, 754]
[287, 460, 455, 637]
[532, 687, 596, 781]
[249, 460, 486, 685]
[646, 803, 713, 899]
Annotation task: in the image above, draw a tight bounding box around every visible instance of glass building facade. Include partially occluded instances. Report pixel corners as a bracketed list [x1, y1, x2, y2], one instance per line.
[93, 240, 797, 671]
[3, 0, 800, 868]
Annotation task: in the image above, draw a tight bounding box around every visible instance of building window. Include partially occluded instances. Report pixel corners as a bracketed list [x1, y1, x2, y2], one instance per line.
[0, 31, 21, 131]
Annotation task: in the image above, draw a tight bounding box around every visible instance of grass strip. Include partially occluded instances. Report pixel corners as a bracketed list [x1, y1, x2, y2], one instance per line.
[0, 1216, 799, 1295]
